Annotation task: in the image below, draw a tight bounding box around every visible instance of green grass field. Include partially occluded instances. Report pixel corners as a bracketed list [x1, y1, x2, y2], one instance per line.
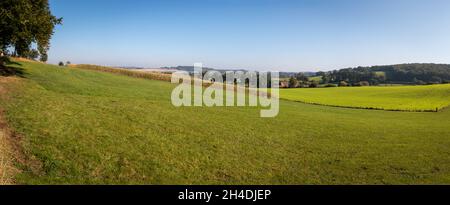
[1, 60, 450, 184]
[280, 85, 450, 112]
[308, 76, 323, 82]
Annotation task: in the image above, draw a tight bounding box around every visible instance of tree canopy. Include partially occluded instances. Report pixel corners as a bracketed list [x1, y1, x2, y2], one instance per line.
[317, 64, 450, 85]
[0, 0, 62, 62]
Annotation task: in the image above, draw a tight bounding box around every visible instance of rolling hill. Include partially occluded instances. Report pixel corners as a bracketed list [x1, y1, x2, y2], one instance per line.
[0, 60, 449, 184]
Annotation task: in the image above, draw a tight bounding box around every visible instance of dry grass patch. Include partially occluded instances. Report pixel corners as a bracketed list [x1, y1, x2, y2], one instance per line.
[0, 77, 18, 184]
[0, 112, 19, 185]
[10, 57, 43, 63]
[73, 64, 173, 82]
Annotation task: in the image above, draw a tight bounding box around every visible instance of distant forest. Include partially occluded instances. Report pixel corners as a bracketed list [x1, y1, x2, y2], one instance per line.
[318, 64, 450, 85]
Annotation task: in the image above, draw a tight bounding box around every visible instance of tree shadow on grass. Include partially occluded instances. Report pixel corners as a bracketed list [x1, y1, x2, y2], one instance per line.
[0, 57, 26, 77]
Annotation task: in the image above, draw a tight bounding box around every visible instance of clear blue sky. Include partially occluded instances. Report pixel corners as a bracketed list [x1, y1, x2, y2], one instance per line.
[48, 0, 450, 71]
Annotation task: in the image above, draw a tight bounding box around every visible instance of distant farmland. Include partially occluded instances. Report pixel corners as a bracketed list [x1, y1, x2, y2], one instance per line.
[280, 85, 450, 112]
[0, 60, 449, 184]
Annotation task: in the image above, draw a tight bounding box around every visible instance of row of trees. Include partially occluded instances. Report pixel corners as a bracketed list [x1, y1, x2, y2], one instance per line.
[281, 63, 450, 88]
[314, 64, 450, 85]
[371, 64, 450, 84]
[317, 69, 386, 85]
[0, 0, 61, 69]
[286, 73, 319, 88]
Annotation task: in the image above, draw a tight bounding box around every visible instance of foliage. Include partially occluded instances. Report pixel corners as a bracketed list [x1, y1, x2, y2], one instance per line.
[359, 81, 370, 86]
[324, 83, 337, 87]
[318, 64, 450, 85]
[295, 72, 308, 82]
[309, 81, 319, 88]
[27, 49, 39, 60]
[352, 81, 370, 86]
[339, 81, 348, 87]
[288, 77, 299, 88]
[287, 74, 321, 88]
[0, 0, 62, 61]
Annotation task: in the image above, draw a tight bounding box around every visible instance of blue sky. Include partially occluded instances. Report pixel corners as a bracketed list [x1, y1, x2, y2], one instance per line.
[48, 0, 450, 71]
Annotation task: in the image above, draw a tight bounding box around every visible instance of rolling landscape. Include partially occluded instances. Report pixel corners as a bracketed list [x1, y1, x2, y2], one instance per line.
[1, 59, 449, 184]
[1, 0, 450, 188]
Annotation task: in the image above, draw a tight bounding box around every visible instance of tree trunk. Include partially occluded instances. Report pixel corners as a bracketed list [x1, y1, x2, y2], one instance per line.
[0, 52, 5, 70]
[0, 58, 4, 71]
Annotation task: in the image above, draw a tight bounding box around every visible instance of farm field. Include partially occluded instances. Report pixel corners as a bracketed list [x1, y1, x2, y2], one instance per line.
[0, 60, 450, 184]
[280, 85, 450, 112]
[308, 76, 323, 82]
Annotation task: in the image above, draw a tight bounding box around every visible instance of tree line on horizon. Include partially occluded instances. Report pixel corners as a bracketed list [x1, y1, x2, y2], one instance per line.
[284, 63, 450, 88]
[321, 64, 450, 85]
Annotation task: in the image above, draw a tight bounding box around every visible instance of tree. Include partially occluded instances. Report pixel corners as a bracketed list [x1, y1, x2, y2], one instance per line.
[0, 50, 5, 69]
[288, 77, 299, 88]
[0, 0, 62, 61]
[66, 61, 71, 66]
[40, 53, 48, 62]
[27, 49, 40, 60]
[323, 64, 450, 85]
[0, 56, 6, 70]
[58, 61, 64, 66]
[317, 71, 330, 84]
[295, 72, 308, 82]
[309, 81, 318, 88]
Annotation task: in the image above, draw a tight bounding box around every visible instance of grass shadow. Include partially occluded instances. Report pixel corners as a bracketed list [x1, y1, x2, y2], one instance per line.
[0, 57, 26, 77]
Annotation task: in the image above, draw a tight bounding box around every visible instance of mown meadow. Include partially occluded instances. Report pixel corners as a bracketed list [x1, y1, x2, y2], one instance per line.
[0, 60, 449, 184]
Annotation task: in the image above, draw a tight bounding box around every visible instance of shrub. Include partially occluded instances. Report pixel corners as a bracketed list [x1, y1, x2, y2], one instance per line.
[415, 80, 426, 85]
[359, 81, 370, 86]
[339, 81, 348, 87]
[309, 81, 318, 88]
[324, 84, 337, 87]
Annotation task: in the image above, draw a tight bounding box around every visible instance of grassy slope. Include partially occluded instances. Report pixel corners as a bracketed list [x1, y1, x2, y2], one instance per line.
[0, 60, 449, 184]
[280, 85, 450, 112]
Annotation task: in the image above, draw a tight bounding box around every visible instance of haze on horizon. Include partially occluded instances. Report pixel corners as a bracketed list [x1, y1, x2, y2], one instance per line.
[48, 0, 450, 72]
